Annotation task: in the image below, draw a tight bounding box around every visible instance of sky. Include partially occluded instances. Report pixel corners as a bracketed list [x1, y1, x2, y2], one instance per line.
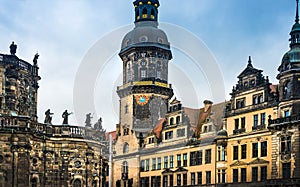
[0, 0, 297, 131]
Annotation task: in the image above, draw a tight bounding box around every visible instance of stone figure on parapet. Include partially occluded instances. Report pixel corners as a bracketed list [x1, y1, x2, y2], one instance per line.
[44, 109, 54, 124]
[62, 110, 72, 125]
[85, 113, 93, 127]
[33, 53, 39, 66]
[10, 41, 17, 55]
[94, 117, 104, 131]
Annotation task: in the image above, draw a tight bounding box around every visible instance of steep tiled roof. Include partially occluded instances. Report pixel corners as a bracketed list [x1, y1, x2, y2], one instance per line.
[184, 102, 225, 136]
[105, 131, 117, 141]
[153, 118, 166, 139]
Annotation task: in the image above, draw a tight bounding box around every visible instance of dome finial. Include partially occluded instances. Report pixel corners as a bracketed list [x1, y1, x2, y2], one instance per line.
[296, 0, 299, 23]
[247, 56, 253, 68]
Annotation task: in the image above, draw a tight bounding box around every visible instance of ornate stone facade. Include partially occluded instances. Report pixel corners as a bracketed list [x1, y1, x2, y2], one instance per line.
[0, 44, 108, 187]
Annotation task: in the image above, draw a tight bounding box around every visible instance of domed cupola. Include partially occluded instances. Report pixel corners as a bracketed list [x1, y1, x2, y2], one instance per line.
[278, 0, 300, 76]
[120, 0, 171, 58]
[290, 0, 300, 47]
[277, 0, 300, 102]
[133, 0, 159, 23]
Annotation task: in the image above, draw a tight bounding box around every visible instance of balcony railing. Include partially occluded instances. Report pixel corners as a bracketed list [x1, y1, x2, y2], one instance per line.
[233, 128, 245, 135]
[252, 124, 265, 131]
[268, 115, 300, 128]
[226, 102, 276, 117]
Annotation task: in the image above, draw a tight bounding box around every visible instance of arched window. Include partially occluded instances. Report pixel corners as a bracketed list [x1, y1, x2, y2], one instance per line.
[73, 179, 81, 187]
[122, 161, 128, 174]
[123, 142, 129, 154]
[284, 81, 291, 98]
[142, 8, 147, 18]
[170, 117, 174, 125]
[127, 63, 131, 82]
[151, 9, 155, 19]
[31, 178, 37, 187]
[176, 116, 180, 124]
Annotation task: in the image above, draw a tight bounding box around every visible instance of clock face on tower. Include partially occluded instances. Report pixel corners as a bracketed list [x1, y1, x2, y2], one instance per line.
[136, 95, 149, 106]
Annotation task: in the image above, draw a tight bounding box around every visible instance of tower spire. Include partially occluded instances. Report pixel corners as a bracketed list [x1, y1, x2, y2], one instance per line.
[296, 0, 299, 23]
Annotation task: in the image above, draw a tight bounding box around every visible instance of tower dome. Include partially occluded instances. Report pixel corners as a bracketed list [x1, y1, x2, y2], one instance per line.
[119, 0, 171, 59]
[278, 0, 300, 76]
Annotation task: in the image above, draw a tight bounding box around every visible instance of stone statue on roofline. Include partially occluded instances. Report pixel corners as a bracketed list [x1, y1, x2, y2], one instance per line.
[10, 41, 17, 55]
[44, 109, 54, 124]
[62, 110, 72, 125]
[85, 113, 93, 127]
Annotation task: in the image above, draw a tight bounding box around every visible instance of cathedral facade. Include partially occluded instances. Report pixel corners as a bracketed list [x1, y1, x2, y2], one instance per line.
[0, 44, 108, 187]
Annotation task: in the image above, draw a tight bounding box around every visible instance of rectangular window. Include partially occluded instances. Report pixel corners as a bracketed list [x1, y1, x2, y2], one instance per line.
[233, 146, 239, 160]
[177, 174, 181, 186]
[206, 171, 211, 185]
[157, 157, 161, 170]
[241, 168, 247, 182]
[177, 154, 181, 167]
[191, 173, 195, 185]
[165, 131, 173, 140]
[197, 151, 203, 165]
[233, 169, 238, 183]
[252, 167, 258, 182]
[177, 128, 185, 137]
[217, 169, 226, 183]
[252, 143, 258, 158]
[183, 174, 187, 185]
[241, 144, 247, 159]
[183, 153, 187, 167]
[253, 114, 258, 127]
[152, 158, 156, 170]
[197, 172, 202, 185]
[236, 98, 245, 109]
[205, 149, 211, 164]
[145, 159, 150, 171]
[190, 152, 196, 166]
[141, 69, 146, 78]
[282, 163, 291, 179]
[285, 110, 290, 117]
[241, 117, 246, 129]
[281, 136, 292, 153]
[140, 160, 145, 172]
[261, 141, 267, 157]
[261, 113, 266, 125]
[164, 156, 168, 169]
[235, 118, 239, 130]
[261, 166, 267, 181]
[169, 175, 173, 187]
[163, 175, 168, 187]
[170, 155, 174, 168]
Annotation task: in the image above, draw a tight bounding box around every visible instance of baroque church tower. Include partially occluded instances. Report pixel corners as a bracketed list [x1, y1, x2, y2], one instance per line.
[113, 0, 173, 186]
[116, 0, 173, 153]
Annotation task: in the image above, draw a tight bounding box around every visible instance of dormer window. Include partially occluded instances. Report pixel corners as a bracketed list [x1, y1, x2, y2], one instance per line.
[236, 98, 245, 109]
[253, 94, 263, 105]
[250, 79, 255, 87]
[244, 82, 248, 88]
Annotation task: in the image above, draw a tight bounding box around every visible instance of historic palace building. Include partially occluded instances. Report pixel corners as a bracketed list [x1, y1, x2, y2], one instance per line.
[112, 0, 300, 187]
[2, 0, 300, 187]
[0, 43, 108, 187]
